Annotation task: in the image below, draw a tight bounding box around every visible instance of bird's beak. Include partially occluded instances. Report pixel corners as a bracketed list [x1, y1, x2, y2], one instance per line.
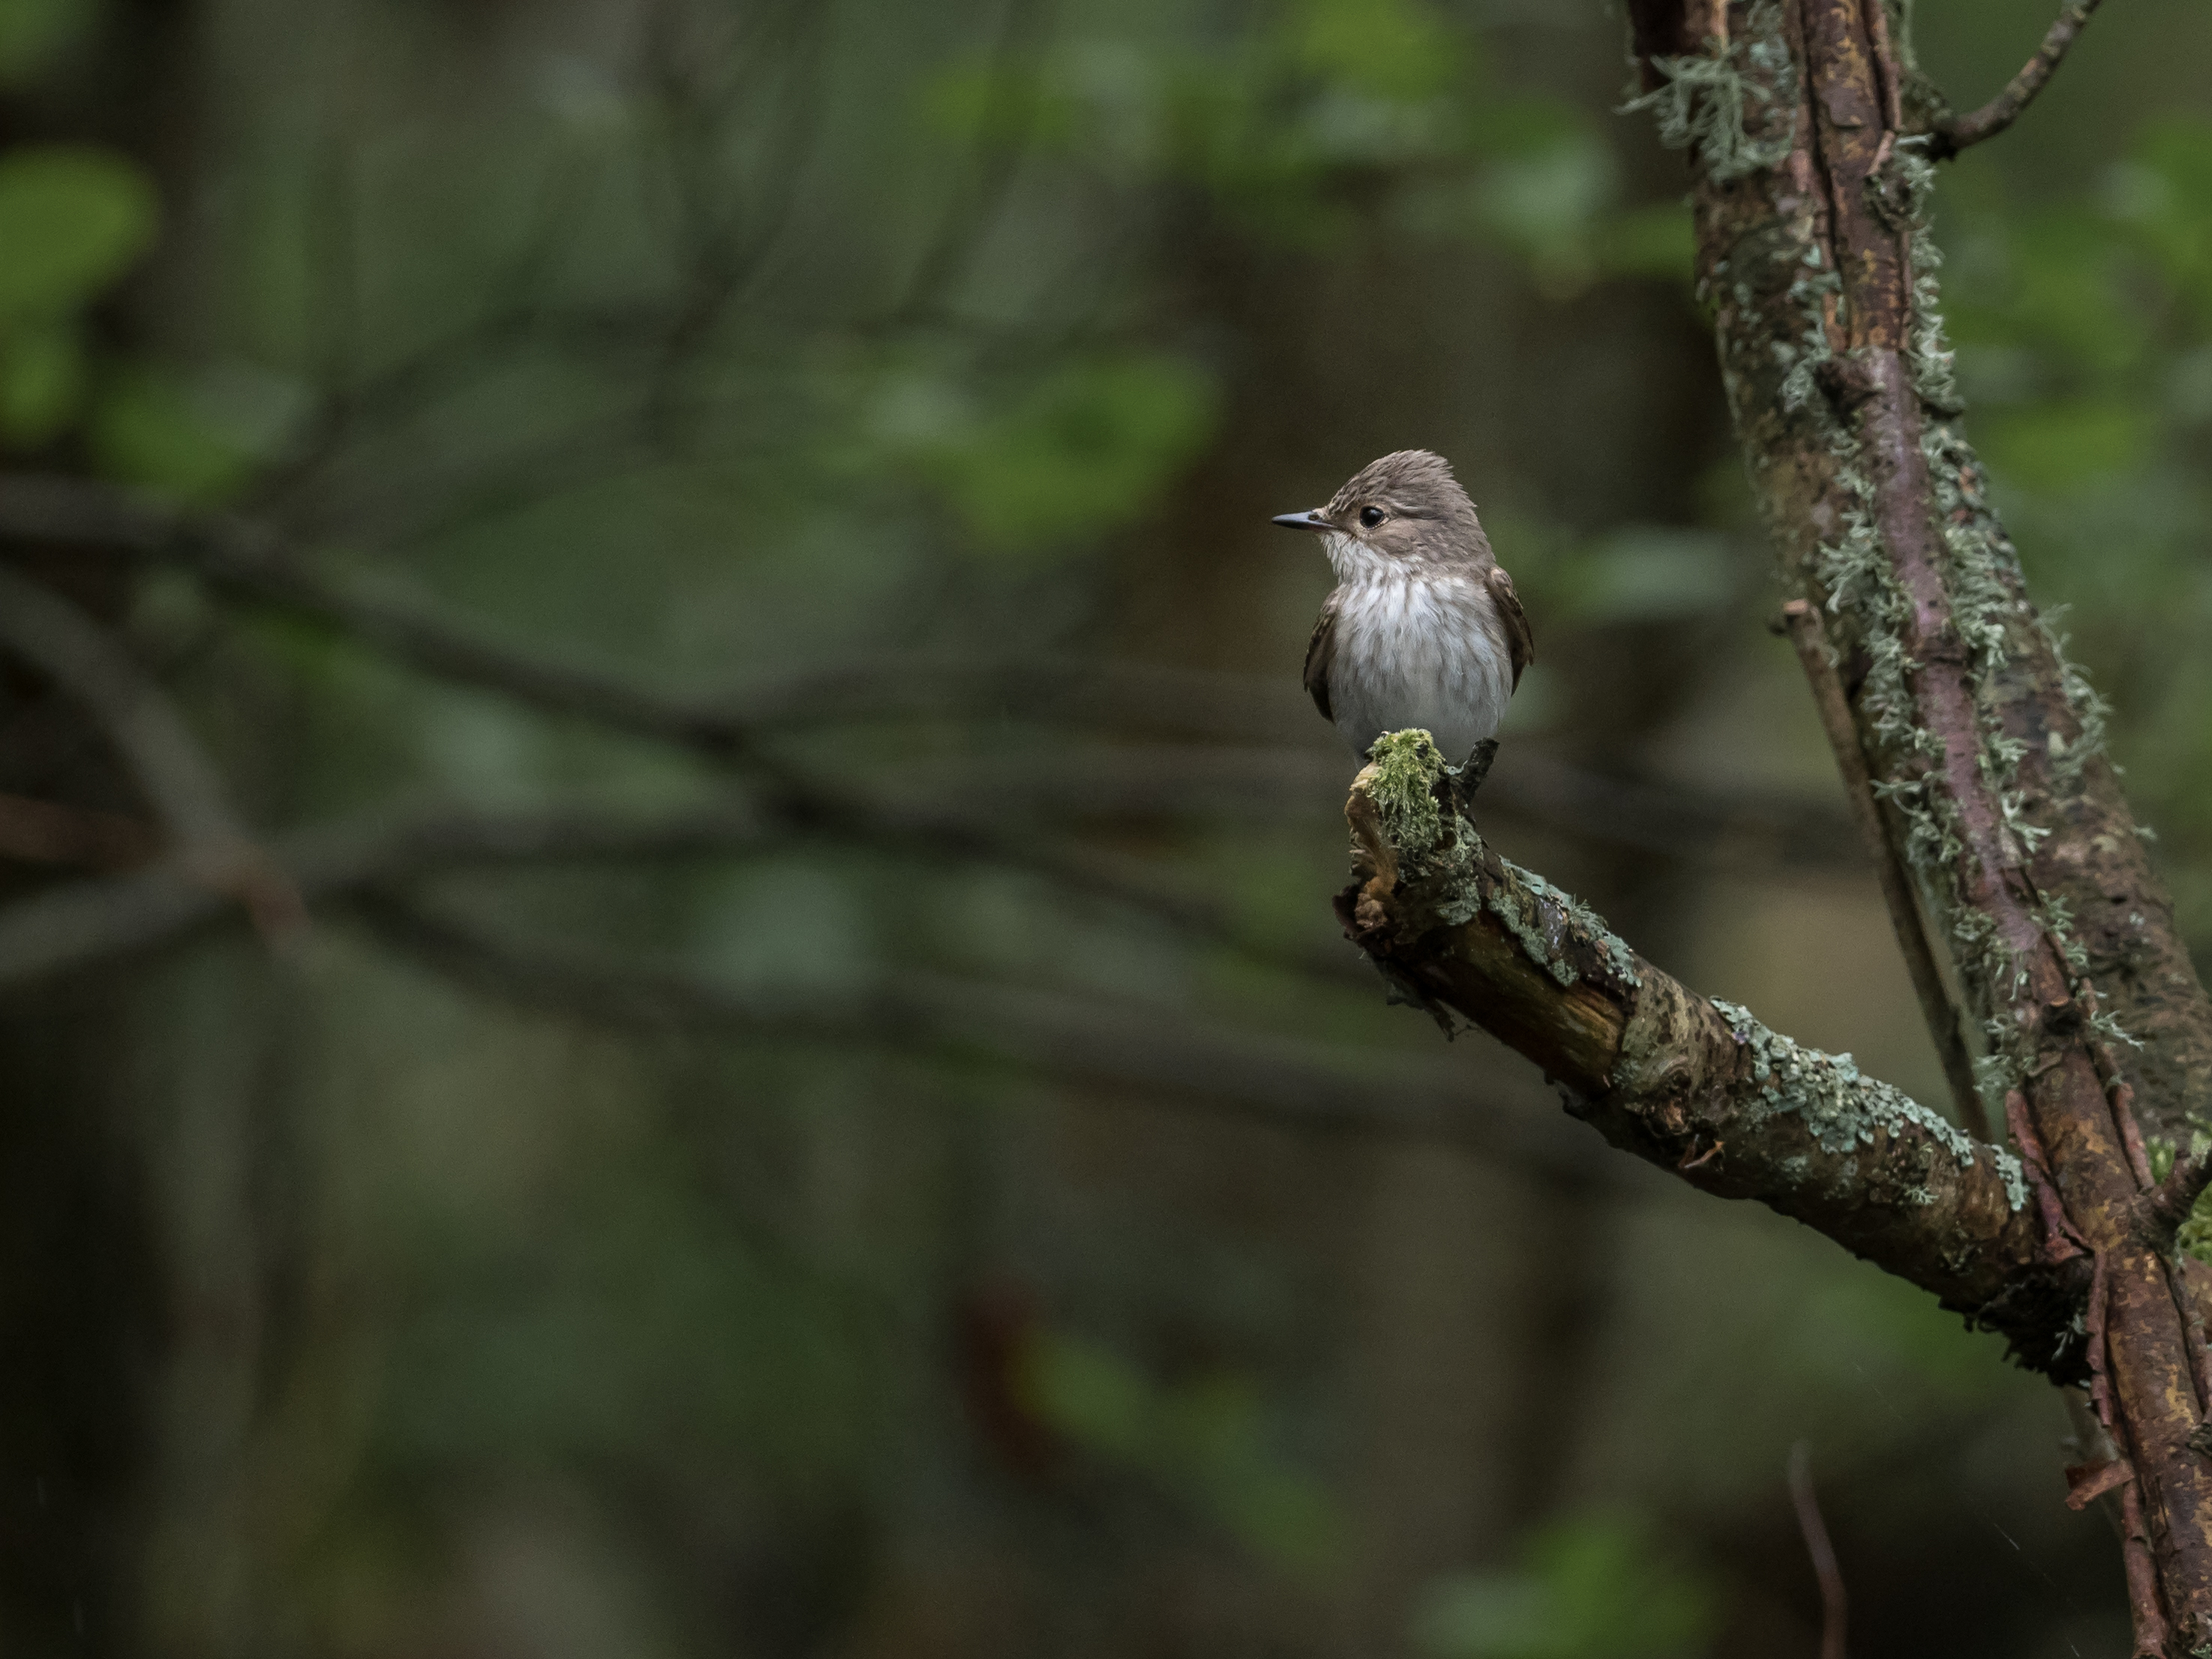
[1271, 508, 1329, 532]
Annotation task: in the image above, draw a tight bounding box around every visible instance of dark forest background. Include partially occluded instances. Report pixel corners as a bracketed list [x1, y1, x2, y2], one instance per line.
[2, 0, 2211, 1654]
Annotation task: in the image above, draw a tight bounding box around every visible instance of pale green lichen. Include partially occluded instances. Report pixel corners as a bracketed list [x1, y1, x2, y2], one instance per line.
[1620, 0, 1795, 184]
[1488, 876, 1580, 988]
[1755, 122, 2131, 1109]
[1365, 729, 1446, 855]
[1566, 890, 1643, 987]
[1884, 147, 1965, 414]
[1363, 728, 1641, 992]
[1712, 999, 2028, 1210]
[1777, 277, 1840, 412]
[2036, 608, 2115, 789]
[1485, 866, 1641, 990]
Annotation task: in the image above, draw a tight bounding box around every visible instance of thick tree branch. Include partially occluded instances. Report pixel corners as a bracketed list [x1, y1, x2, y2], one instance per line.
[1335, 733, 2071, 1369]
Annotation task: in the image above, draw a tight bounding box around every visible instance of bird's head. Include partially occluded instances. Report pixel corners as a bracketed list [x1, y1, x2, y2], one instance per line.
[1270, 449, 1490, 579]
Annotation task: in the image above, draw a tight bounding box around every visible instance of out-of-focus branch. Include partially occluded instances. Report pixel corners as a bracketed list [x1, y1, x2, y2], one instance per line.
[1786, 1442, 1848, 1659]
[883, 0, 1044, 325]
[345, 883, 1623, 1183]
[0, 791, 157, 869]
[0, 786, 1614, 1185]
[0, 567, 301, 938]
[1336, 733, 2074, 1372]
[0, 568, 240, 852]
[0, 475, 769, 750]
[0, 475, 1870, 879]
[1929, 1, 2106, 158]
[0, 798, 800, 987]
[0, 792, 1362, 1001]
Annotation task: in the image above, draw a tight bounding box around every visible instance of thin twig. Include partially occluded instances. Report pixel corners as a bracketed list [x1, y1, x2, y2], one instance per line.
[2158, 1250, 2212, 1416]
[1782, 600, 1985, 1136]
[0, 567, 303, 942]
[2007, 1087, 2089, 1261]
[1787, 1441, 1848, 1659]
[1932, 1, 2106, 157]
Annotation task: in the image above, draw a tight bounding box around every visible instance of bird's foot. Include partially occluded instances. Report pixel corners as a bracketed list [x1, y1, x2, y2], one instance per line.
[1436, 740, 1497, 824]
[1455, 739, 1500, 793]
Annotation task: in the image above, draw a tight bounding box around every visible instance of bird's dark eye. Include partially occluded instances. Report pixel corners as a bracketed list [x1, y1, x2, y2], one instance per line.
[1359, 505, 1386, 528]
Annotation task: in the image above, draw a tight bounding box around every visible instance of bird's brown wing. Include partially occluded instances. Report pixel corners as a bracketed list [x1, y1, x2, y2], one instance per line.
[1488, 565, 1534, 690]
[1302, 594, 1339, 724]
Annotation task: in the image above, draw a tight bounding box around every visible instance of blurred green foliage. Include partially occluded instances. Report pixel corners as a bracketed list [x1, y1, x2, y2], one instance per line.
[1410, 1514, 1716, 1659]
[379, 1166, 880, 1484]
[886, 353, 1219, 554]
[1020, 1328, 1340, 1568]
[0, 143, 152, 444]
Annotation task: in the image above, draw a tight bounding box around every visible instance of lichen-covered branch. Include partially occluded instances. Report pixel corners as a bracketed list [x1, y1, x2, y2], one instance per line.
[1624, 1, 2212, 1645]
[1654, 0, 2211, 1161]
[1781, 597, 1982, 1136]
[1338, 733, 2072, 1365]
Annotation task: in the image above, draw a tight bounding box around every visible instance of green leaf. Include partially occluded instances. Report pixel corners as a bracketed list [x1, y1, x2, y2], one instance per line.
[0, 145, 157, 322]
[0, 319, 81, 442]
[89, 368, 260, 502]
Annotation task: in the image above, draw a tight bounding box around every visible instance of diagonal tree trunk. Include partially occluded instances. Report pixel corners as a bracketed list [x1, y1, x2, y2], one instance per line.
[1341, 3, 2212, 1650]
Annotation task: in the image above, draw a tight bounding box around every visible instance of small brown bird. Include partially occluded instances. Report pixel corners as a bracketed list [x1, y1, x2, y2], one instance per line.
[1272, 449, 1533, 773]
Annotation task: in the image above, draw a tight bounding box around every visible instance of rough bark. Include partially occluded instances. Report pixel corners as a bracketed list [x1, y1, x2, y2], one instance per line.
[1665, 0, 2212, 1152]
[1336, 3, 2212, 1646]
[1620, 0, 2212, 1646]
[1336, 733, 2075, 1367]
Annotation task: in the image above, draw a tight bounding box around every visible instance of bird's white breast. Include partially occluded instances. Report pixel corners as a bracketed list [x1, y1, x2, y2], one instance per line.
[1327, 567, 1512, 764]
